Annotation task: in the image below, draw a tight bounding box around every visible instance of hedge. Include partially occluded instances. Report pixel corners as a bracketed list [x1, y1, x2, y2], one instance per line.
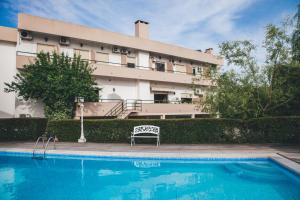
[246, 116, 300, 143]
[46, 118, 244, 143]
[46, 117, 300, 144]
[1, 117, 299, 143]
[0, 118, 48, 141]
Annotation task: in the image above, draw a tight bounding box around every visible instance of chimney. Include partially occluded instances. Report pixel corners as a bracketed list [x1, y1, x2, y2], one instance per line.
[205, 48, 213, 54]
[135, 20, 149, 39]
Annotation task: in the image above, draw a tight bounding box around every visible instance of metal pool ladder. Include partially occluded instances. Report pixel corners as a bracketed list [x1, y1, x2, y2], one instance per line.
[32, 134, 56, 159]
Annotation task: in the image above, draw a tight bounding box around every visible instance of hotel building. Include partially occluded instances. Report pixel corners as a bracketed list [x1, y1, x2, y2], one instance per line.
[0, 14, 223, 119]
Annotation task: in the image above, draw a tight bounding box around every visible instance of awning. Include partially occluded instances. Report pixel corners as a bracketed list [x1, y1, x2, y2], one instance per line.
[151, 86, 175, 94]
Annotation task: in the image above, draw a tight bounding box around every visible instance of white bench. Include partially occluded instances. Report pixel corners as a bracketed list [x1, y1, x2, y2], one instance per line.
[131, 125, 160, 146]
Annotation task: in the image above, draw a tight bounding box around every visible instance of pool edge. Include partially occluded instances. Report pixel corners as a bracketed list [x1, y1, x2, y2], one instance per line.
[0, 148, 299, 175]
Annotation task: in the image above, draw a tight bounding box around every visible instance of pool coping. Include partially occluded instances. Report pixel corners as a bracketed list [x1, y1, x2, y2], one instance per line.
[0, 147, 299, 175]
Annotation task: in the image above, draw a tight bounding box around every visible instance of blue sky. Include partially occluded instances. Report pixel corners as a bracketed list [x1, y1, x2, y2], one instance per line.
[0, 0, 299, 69]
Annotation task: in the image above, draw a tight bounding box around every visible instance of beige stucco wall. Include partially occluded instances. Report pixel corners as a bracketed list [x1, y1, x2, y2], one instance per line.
[16, 55, 214, 86]
[18, 14, 223, 65]
[92, 63, 213, 86]
[76, 102, 204, 117]
[0, 41, 16, 118]
[75, 102, 119, 118]
[137, 103, 203, 115]
[0, 26, 17, 43]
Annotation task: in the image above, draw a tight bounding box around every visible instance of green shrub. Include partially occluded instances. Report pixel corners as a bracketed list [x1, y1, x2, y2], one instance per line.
[246, 116, 300, 143]
[0, 118, 47, 141]
[47, 117, 300, 144]
[1, 117, 299, 143]
[47, 118, 245, 143]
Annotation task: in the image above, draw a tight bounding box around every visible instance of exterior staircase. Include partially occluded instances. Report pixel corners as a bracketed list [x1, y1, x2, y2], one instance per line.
[117, 110, 134, 119]
[104, 100, 142, 119]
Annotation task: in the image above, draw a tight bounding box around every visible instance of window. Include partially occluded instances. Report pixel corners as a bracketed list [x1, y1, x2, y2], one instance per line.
[174, 64, 186, 74]
[181, 98, 192, 104]
[127, 56, 136, 64]
[37, 44, 57, 54]
[74, 49, 90, 60]
[155, 63, 165, 72]
[193, 66, 203, 76]
[193, 68, 196, 75]
[154, 94, 168, 103]
[95, 52, 109, 63]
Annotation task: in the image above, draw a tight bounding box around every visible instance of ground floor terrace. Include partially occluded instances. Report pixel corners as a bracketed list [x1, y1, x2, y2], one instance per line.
[75, 99, 209, 119]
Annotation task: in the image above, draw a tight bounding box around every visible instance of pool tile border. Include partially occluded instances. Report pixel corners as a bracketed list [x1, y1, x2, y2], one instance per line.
[0, 148, 299, 175]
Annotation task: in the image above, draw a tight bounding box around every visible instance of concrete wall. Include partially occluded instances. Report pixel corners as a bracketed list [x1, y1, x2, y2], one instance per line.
[96, 77, 139, 100]
[137, 80, 151, 100]
[18, 14, 223, 65]
[137, 103, 202, 115]
[75, 102, 119, 118]
[76, 102, 204, 117]
[0, 41, 16, 118]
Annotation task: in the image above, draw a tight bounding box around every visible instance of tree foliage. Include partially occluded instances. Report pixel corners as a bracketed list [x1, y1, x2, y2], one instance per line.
[292, 4, 300, 63]
[5, 52, 99, 119]
[205, 6, 300, 119]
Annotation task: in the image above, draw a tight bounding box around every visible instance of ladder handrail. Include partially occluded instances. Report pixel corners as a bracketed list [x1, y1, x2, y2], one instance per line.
[33, 135, 56, 158]
[32, 136, 46, 156]
[44, 137, 56, 157]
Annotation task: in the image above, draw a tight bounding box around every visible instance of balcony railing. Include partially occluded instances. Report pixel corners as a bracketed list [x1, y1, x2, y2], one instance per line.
[16, 51, 213, 77]
[99, 99, 195, 105]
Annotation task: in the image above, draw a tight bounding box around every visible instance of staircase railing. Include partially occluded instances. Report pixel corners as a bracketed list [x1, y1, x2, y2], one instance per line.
[104, 100, 124, 117]
[104, 99, 142, 117]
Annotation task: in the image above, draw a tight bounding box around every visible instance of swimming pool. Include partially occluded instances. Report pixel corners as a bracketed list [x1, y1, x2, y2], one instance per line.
[0, 152, 299, 200]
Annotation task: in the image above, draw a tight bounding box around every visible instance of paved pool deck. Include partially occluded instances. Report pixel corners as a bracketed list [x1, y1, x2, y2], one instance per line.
[1, 142, 300, 174]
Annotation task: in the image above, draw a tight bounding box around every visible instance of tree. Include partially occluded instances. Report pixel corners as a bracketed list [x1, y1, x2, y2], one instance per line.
[292, 4, 300, 63]
[205, 14, 300, 119]
[5, 52, 99, 119]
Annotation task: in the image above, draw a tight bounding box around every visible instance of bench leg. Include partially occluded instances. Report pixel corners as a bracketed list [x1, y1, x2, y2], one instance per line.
[131, 137, 135, 146]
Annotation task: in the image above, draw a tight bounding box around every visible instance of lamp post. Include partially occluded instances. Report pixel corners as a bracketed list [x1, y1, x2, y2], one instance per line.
[76, 97, 86, 143]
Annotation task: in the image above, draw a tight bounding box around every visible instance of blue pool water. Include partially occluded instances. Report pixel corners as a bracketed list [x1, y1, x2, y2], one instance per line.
[0, 153, 299, 200]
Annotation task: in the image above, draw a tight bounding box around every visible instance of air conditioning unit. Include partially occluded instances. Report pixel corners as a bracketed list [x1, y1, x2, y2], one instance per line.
[127, 63, 135, 68]
[195, 88, 204, 96]
[112, 47, 120, 53]
[152, 57, 159, 62]
[59, 36, 70, 46]
[121, 48, 128, 54]
[20, 30, 33, 40]
[19, 114, 31, 118]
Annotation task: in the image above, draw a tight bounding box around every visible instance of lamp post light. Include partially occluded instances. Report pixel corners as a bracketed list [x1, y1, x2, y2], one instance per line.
[75, 97, 86, 143]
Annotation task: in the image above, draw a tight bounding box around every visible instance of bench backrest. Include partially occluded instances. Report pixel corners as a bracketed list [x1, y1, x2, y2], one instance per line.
[133, 125, 160, 136]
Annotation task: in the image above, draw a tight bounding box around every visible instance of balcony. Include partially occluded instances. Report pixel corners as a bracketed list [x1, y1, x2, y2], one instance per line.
[16, 53, 214, 86]
[92, 63, 213, 86]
